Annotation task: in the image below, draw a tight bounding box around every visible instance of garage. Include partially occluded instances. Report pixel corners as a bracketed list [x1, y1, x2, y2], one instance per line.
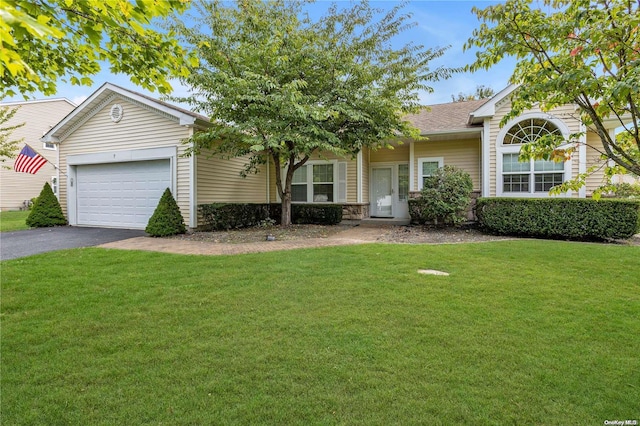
[75, 159, 171, 229]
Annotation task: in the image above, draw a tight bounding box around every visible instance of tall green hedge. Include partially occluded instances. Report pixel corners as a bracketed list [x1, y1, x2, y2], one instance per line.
[199, 203, 343, 230]
[26, 182, 67, 227]
[476, 197, 640, 240]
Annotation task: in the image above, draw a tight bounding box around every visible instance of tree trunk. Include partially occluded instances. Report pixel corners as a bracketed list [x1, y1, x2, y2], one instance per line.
[281, 191, 292, 226]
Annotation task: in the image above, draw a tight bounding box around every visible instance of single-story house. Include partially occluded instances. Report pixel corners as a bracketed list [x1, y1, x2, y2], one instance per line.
[0, 98, 76, 210]
[42, 83, 612, 229]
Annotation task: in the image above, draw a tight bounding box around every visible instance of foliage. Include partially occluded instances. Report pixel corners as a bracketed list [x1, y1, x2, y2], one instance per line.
[476, 197, 640, 240]
[604, 182, 640, 198]
[145, 188, 186, 237]
[450, 85, 495, 102]
[0, 106, 24, 167]
[2, 243, 639, 423]
[1, 0, 197, 97]
[25, 182, 66, 227]
[199, 203, 343, 230]
[169, 0, 452, 225]
[199, 203, 271, 230]
[410, 166, 473, 225]
[466, 0, 640, 184]
[0, 210, 29, 232]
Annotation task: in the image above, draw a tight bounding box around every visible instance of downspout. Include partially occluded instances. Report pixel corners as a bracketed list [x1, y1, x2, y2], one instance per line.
[409, 140, 415, 192]
[357, 150, 363, 203]
[578, 122, 587, 198]
[482, 118, 491, 197]
[189, 128, 197, 228]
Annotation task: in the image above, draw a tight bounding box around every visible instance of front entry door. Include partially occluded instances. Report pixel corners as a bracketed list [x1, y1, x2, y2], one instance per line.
[372, 167, 393, 217]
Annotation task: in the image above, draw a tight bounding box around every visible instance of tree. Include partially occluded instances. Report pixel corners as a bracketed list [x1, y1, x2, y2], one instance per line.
[465, 0, 640, 188]
[170, 0, 452, 225]
[0, 106, 24, 167]
[26, 182, 66, 227]
[145, 188, 186, 237]
[1, 0, 197, 98]
[451, 85, 495, 102]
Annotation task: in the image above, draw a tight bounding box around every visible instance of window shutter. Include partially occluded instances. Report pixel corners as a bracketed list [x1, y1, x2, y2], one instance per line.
[338, 162, 347, 202]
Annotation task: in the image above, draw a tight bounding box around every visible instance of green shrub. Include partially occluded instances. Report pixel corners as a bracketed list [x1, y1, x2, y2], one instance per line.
[476, 197, 640, 240]
[26, 182, 67, 227]
[145, 188, 186, 237]
[199, 203, 343, 230]
[199, 203, 271, 230]
[410, 165, 473, 225]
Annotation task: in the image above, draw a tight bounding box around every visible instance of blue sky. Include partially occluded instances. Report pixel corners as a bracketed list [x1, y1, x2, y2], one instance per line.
[8, 0, 513, 107]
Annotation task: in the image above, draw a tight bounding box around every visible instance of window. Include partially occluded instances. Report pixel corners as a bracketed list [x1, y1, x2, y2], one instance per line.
[499, 117, 567, 195]
[398, 164, 409, 202]
[43, 142, 56, 150]
[418, 157, 444, 190]
[291, 162, 342, 203]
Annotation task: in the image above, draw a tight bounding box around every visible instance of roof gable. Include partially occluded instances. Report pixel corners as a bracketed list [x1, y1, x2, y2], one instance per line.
[42, 83, 210, 143]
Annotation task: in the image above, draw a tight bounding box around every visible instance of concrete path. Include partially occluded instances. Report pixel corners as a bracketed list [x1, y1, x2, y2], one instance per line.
[98, 225, 387, 256]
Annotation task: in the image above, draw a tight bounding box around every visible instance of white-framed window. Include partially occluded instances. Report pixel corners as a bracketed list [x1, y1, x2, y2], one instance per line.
[417, 157, 444, 190]
[497, 115, 571, 196]
[43, 142, 56, 150]
[290, 161, 347, 203]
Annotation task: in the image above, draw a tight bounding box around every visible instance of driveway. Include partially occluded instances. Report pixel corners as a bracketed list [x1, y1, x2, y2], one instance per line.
[1, 226, 146, 261]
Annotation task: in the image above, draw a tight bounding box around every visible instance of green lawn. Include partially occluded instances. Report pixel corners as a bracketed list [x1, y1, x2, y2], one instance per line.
[2, 241, 638, 424]
[0, 210, 29, 232]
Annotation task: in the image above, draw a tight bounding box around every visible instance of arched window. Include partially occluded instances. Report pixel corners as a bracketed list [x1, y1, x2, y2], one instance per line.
[498, 116, 568, 195]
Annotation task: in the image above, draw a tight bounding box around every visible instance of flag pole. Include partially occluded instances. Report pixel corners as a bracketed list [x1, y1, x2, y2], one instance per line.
[22, 143, 67, 176]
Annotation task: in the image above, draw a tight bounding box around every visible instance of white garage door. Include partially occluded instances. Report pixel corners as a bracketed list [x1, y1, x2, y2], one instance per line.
[76, 160, 171, 229]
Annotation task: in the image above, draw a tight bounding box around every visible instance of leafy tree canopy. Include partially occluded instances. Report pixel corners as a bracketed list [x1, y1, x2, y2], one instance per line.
[466, 0, 640, 183]
[0, 106, 24, 167]
[170, 0, 452, 225]
[1, 0, 197, 98]
[451, 85, 495, 102]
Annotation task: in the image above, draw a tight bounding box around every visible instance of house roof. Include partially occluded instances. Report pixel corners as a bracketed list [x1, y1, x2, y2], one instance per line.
[42, 82, 210, 143]
[406, 98, 489, 136]
[0, 98, 76, 108]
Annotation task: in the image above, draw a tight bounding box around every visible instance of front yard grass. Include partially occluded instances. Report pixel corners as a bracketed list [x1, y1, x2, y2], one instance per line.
[0, 210, 29, 232]
[2, 241, 638, 424]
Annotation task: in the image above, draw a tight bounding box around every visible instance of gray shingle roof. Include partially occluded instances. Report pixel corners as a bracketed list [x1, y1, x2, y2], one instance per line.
[405, 98, 489, 135]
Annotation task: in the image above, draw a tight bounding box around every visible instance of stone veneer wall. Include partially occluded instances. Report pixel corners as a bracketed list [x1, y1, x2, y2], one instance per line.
[342, 203, 370, 220]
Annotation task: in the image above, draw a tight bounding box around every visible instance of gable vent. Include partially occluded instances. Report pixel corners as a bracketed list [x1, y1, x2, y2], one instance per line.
[110, 104, 124, 123]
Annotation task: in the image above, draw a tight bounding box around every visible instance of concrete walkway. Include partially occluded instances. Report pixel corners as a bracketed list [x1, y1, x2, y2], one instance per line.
[98, 225, 387, 256]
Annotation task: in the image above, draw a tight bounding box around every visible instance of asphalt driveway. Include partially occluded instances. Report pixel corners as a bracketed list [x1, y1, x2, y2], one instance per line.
[1, 226, 146, 261]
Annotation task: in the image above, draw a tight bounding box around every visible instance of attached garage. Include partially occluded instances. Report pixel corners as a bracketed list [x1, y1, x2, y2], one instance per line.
[75, 160, 170, 229]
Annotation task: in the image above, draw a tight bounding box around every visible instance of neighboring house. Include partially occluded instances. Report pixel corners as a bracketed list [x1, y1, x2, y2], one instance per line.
[0, 98, 76, 210]
[42, 83, 613, 230]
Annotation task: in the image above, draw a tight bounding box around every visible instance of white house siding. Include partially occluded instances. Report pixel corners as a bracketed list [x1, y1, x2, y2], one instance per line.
[59, 98, 192, 225]
[412, 139, 481, 191]
[0, 99, 75, 210]
[488, 100, 583, 197]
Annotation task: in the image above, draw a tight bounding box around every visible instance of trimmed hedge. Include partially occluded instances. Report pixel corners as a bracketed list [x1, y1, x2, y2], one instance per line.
[145, 188, 186, 237]
[476, 197, 640, 240]
[199, 203, 343, 230]
[26, 182, 67, 227]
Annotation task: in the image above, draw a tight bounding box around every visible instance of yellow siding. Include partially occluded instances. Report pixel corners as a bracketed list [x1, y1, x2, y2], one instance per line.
[584, 131, 607, 195]
[59, 98, 193, 224]
[0, 100, 75, 210]
[488, 100, 583, 197]
[369, 143, 410, 163]
[196, 150, 268, 204]
[413, 138, 481, 191]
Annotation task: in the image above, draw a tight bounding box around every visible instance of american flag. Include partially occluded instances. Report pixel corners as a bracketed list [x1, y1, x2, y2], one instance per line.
[14, 144, 48, 174]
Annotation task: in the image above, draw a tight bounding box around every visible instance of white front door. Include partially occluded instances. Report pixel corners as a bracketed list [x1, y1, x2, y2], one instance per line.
[371, 164, 409, 218]
[372, 167, 393, 217]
